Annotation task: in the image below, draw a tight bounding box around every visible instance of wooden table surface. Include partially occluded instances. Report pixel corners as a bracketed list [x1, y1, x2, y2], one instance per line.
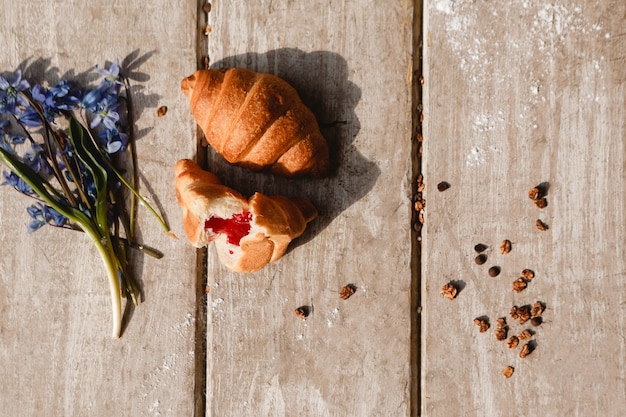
[423, 1, 626, 416]
[1, 1, 625, 416]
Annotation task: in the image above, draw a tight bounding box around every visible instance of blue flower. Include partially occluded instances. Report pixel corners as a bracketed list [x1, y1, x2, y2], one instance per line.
[26, 203, 67, 233]
[26, 204, 46, 232]
[0, 133, 26, 153]
[0, 136, 11, 153]
[24, 143, 50, 175]
[98, 127, 128, 154]
[43, 204, 67, 227]
[16, 106, 42, 127]
[90, 97, 120, 130]
[0, 70, 30, 115]
[2, 170, 34, 195]
[49, 80, 81, 110]
[8, 134, 26, 145]
[81, 85, 106, 112]
[96, 59, 123, 88]
[79, 170, 97, 203]
[32, 80, 80, 121]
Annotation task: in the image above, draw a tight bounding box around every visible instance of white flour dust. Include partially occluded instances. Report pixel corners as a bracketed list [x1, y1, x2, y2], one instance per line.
[431, 0, 607, 167]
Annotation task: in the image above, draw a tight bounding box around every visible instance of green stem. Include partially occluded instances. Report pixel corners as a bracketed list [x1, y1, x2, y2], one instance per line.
[81, 223, 123, 338]
[122, 76, 139, 240]
[110, 168, 170, 232]
[0, 148, 123, 338]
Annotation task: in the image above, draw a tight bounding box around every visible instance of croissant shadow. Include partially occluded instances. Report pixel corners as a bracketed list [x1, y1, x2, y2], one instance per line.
[206, 49, 380, 250]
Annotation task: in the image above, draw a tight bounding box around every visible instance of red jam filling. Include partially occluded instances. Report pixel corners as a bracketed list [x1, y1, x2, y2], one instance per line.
[204, 211, 252, 246]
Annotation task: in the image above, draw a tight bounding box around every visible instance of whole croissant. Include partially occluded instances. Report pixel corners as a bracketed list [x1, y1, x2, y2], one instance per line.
[181, 68, 329, 177]
[174, 159, 318, 272]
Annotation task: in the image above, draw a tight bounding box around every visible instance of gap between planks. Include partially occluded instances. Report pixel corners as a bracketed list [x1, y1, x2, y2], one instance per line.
[410, 1, 425, 417]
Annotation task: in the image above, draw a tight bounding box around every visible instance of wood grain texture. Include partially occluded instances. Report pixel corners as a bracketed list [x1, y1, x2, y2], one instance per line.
[203, 1, 415, 416]
[423, 0, 626, 416]
[0, 1, 201, 416]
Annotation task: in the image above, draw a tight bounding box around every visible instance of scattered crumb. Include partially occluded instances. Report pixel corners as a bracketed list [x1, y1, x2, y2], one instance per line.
[518, 329, 533, 340]
[519, 342, 533, 358]
[156, 105, 168, 117]
[339, 284, 356, 300]
[474, 317, 490, 333]
[437, 181, 451, 192]
[488, 266, 501, 277]
[507, 336, 519, 349]
[512, 277, 528, 292]
[531, 301, 544, 317]
[475, 254, 487, 265]
[521, 269, 535, 281]
[294, 306, 309, 320]
[494, 317, 508, 340]
[517, 305, 532, 324]
[502, 366, 514, 378]
[494, 326, 508, 341]
[499, 239, 512, 254]
[536, 219, 549, 231]
[528, 184, 547, 201]
[416, 174, 425, 192]
[440, 282, 458, 300]
[474, 243, 488, 253]
[534, 197, 548, 209]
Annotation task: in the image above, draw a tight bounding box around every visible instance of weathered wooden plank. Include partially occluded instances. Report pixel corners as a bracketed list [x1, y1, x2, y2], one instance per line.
[423, 0, 626, 416]
[203, 1, 415, 415]
[0, 1, 201, 416]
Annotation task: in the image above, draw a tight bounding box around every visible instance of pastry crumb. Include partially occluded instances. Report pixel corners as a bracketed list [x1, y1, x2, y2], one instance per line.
[512, 277, 528, 293]
[499, 239, 512, 254]
[339, 284, 356, 300]
[536, 219, 549, 231]
[294, 306, 310, 320]
[474, 317, 490, 333]
[440, 282, 458, 300]
[507, 335, 519, 349]
[502, 366, 514, 378]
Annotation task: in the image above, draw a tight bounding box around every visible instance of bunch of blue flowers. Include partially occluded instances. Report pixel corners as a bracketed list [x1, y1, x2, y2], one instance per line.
[0, 60, 169, 338]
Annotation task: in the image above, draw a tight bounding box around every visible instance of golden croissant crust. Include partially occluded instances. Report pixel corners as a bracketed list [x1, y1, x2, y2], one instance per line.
[174, 159, 318, 272]
[181, 68, 329, 177]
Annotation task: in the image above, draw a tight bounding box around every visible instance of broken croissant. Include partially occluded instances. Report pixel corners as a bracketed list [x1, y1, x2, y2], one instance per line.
[181, 68, 329, 177]
[174, 159, 317, 272]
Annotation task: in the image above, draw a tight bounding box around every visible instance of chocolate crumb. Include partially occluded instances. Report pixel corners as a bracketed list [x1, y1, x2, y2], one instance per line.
[475, 254, 487, 265]
[437, 181, 451, 192]
[488, 266, 501, 277]
[474, 243, 488, 253]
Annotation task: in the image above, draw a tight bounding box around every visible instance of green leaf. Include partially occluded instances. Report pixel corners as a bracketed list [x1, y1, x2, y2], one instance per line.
[0, 147, 82, 223]
[69, 118, 110, 229]
[71, 117, 170, 234]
